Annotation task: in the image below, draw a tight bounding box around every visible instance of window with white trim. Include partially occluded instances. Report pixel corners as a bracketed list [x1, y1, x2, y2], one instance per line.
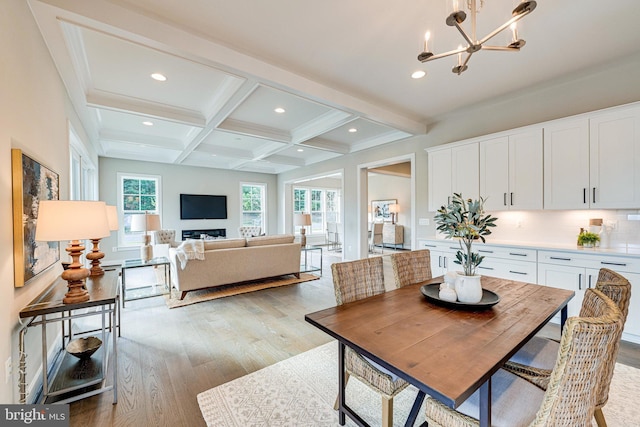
[293, 186, 340, 235]
[241, 183, 266, 231]
[117, 173, 161, 246]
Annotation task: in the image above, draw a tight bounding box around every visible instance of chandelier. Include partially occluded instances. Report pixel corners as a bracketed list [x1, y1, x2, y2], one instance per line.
[417, 0, 537, 75]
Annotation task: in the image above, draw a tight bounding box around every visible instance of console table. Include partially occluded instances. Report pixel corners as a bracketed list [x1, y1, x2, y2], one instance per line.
[382, 223, 404, 249]
[19, 270, 119, 404]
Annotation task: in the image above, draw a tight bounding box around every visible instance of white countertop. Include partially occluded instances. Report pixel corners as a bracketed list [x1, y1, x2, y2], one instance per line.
[419, 237, 640, 258]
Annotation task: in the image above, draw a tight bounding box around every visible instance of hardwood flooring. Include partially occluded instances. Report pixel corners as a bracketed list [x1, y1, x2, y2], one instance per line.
[68, 248, 640, 426]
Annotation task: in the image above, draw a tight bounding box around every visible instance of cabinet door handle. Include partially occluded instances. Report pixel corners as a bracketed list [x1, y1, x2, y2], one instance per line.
[447, 196, 451, 205]
[449, 246, 459, 250]
[478, 266, 494, 270]
[438, 255, 442, 268]
[550, 256, 572, 261]
[478, 249, 494, 253]
[509, 252, 527, 257]
[578, 273, 582, 290]
[583, 188, 587, 204]
[593, 187, 596, 204]
[423, 244, 437, 248]
[503, 192, 507, 206]
[510, 192, 514, 206]
[588, 275, 593, 289]
[509, 270, 527, 275]
[601, 261, 627, 267]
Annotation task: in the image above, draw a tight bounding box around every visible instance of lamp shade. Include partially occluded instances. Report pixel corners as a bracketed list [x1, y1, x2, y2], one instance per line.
[105, 205, 119, 231]
[35, 200, 110, 241]
[389, 204, 400, 214]
[130, 213, 161, 232]
[294, 213, 312, 227]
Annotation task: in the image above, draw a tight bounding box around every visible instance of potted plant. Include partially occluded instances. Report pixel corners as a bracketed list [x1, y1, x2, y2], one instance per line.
[434, 193, 498, 303]
[578, 231, 600, 248]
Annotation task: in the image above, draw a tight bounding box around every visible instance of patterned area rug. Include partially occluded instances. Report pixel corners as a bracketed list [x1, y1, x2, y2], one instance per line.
[164, 273, 320, 308]
[198, 341, 640, 426]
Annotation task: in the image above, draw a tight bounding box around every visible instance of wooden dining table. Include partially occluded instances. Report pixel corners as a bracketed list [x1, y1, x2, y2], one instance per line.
[305, 275, 574, 427]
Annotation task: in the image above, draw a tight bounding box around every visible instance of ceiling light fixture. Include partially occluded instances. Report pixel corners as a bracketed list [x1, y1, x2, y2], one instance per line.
[150, 73, 167, 81]
[142, 121, 153, 126]
[417, 0, 536, 75]
[348, 128, 357, 133]
[411, 70, 426, 79]
[274, 107, 286, 113]
[297, 148, 304, 152]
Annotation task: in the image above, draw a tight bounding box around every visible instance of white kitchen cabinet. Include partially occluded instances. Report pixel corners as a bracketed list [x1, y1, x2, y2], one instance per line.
[479, 128, 543, 211]
[543, 118, 590, 209]
[474, 245, 537, 282]
[427, 143, 479, 211]
[589, 105, 640, 208]
[417, 240, 459, 276]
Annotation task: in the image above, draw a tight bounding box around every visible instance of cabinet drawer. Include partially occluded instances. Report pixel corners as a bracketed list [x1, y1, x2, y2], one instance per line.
[476, 245, 537, 262]
[477, 258, 537, 282]
[539, 250, 640, 273]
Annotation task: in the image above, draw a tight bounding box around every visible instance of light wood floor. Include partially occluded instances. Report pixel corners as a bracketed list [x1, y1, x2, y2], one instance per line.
[68, 249, 640, 426]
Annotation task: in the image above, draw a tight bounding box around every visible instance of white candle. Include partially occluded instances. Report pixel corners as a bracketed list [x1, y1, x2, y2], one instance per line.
[510, 23, 518, 42]
[424, 31, 431, 52]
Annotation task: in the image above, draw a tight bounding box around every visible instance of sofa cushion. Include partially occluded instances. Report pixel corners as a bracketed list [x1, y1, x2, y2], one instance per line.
[246, 234, 295, 247]
[203, 238, 246, 250]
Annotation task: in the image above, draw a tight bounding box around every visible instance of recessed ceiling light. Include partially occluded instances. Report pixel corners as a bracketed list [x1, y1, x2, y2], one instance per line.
[142, 121, 153, 126]
[411, 70, 426, 79]
[211, 154, 217, 157]
[297, 148, 304, 152]
[348, 128, 358, 133]
[150, 73, 167, 82]
[274, 107, 286, 113]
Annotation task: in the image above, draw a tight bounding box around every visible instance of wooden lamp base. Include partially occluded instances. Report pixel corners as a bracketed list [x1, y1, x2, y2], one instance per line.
[86, 238, 105, 276]
[62, 240, 90, 304]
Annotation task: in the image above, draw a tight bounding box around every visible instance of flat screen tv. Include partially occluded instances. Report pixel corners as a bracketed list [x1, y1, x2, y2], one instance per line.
[180, 194, 227, 220]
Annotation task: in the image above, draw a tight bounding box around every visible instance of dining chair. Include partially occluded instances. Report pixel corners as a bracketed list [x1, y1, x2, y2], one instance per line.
[331, 257, 409, 427]
[425, 288, 623, 427]
[389, 249, 432, 288]
[369, 222, 384, 253]
[503, 268, 631, 427]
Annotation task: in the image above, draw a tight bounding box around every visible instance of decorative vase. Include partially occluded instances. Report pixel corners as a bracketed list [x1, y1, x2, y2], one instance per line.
[455, 273, 483, 304]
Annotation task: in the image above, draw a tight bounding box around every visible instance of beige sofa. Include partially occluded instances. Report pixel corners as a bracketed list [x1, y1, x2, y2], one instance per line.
[168, 234, 301, 299]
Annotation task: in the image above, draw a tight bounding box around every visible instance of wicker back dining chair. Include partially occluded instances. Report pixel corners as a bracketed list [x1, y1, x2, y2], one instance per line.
[425, 288, 623, 427]
[331, 257, 409, 427]
[389, 249, 432, 288]
[504, 268, 631, 427]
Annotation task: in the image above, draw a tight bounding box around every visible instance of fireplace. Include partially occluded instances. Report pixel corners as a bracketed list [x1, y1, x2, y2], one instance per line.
[181, 228, 226, 240]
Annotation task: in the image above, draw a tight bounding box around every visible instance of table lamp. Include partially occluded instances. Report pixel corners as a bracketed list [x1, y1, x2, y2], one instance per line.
[35, 200, 110, 304]
[389, 203, 400, 224]
[86, 204, 119, 276]
[130, 212, 161, 262]
[294, 213, 312, 247]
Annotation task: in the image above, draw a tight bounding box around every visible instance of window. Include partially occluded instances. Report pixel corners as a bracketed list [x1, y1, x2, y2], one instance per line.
[241, 183, 266, 231]
[69, 130, 96, 201]
[117, 173, 161, 246]
[293, 186, 340, 235]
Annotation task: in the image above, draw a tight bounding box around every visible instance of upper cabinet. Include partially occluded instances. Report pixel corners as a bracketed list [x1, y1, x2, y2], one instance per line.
[428, 101, 640, 212]
[544, 104, 640, 209]
[480, 128, 543, 211]
[428, 143, 479, 211]
[543, 119, 590, 209]
[590, 106, 640, 208]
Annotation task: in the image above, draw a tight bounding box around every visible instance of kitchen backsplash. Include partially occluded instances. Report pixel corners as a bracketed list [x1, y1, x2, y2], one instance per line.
[430, 209, 640, 250]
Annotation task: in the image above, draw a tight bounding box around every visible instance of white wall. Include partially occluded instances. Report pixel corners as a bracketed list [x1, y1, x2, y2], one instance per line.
[98, 158, 279, 263]
[0, 0, 99, 403]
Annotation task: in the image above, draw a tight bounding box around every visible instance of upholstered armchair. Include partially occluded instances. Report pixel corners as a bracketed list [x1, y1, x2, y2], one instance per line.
[238, 226, 261, 237]
[150, 229, 179, 260]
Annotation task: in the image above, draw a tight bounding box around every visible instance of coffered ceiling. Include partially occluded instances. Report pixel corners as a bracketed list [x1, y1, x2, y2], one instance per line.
[28, 0, 640, 174]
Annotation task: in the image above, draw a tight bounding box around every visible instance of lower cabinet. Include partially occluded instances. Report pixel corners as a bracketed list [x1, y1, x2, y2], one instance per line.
[417, 240, 458, 276]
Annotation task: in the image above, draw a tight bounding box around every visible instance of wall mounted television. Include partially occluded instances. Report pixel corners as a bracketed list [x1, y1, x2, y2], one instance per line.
[180, 194, 227, 220]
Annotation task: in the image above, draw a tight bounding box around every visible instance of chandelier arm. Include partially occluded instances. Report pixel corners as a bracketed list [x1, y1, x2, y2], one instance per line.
[461, 52, 473, 68]
[482, 46, 520, 52]
[452, 21, 475, 47]
[420, 47, 466, 63]
[477, 10, 532, 46]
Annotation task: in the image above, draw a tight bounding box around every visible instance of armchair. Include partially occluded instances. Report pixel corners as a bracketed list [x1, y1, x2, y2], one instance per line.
[150, 229, 179, 260]
[238, 226, 262, 237]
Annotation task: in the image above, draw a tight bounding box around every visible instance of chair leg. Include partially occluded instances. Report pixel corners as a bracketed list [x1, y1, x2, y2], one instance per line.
[333, 372, 350, 410]
[594, 408, 608, 427]
[382, 396, 393, 427]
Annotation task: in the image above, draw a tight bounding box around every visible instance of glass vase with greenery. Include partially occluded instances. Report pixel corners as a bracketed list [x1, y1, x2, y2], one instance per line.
[434, 193, 498, 276]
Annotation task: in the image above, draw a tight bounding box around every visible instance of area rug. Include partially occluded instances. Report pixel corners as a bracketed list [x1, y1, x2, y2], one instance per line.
[164, 273, 320, 308]
[198, 341, 640, 427]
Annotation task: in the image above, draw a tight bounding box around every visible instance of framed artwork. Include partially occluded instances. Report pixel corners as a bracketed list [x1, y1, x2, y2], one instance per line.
[371, 199, 397, 222]
[12, 149, 60, 287]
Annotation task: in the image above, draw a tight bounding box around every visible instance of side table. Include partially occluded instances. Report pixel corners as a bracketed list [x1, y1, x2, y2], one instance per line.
[121, 257, 171, 307]
[301, 246, 322, 275]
